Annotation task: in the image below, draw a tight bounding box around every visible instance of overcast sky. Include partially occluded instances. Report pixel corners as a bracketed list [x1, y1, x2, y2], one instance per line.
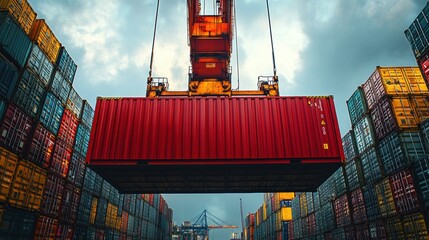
[27, 0, 425, 239]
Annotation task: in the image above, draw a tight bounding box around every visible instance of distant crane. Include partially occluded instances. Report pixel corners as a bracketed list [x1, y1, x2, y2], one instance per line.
[181, 210, 238, 240]
[240, 199, 245, 240]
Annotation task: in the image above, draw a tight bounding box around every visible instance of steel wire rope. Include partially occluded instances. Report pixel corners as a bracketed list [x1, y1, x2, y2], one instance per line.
[147, 0, 161, 94]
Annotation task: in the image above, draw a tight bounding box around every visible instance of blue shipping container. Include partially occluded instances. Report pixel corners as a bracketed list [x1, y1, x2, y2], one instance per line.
[66, 87, 82, 118]
[56, 46, 77, 84]
[420, 119, 429, 152]
[378, 131, 426, 175]
[361, 147, 383, 185]
[13, 69, 46, 119]
[413, 155, 429, 209]
[0, 207, 37, 239]
[0, 11, 32, 68]
[405, 3, 429, 58]
[345, 159, 364, 192]
[80, 100, 94, 128]
[68, 151, 86, 188]
[347, 87, 368, 126]
[49, 71, 71, 105]
[0, 99, 5, 121]
[342, 130, 358, 162]
[334, 167, 346, 196]
[40, 92, 64, 135]
[363, 184, 381, 221]
[354, 115, 376, 154]
[0, 55, 20, 101]
[26, 44, 54, 86]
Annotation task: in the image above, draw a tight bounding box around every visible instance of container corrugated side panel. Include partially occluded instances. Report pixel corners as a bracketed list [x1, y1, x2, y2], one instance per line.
[355, 223, 370, 239]
[421, 119, 429, 151]
[29, 19, 61, 64]
[378, 131, 426, 175]
[95, 197, 108, 227]
[59, 183, 81, 224]
[375, 178, 397, 218]
[0, 0, 36, 35]
[347, 87, 368, 126]
[333, 193, 351, 227]
[66, 87, 82, 118]
[76, 190, 91, 226]
[0, 55, 20, 101]
[333, 167, 346, 196]
[0, 147, 18, 203]
[56, 46, 77, 84]
[50, 139, 72, 178]
[40, 173, 65, 218]
[384, 217, 404, 240]
[67, 151, 86, 188]
[402, 67, 429, 95]
[0, 11, 31, 68]
[12, 69, 46, 119]
[0, 104, 33, 154]
[49, 71, 71, 105]
[26, 43, 54, 86]
[353, 115, 376, 154]
[55, 223, 74, 240]
[350, 188, 366, 224]
[28, 124, 55, 167]
[345, 159, 364, 192]
[402, 213, 428, 239]
[360, 147, 383, 185]
[8, 160, 46, 211]
[342, 130, 358, 162]
[363, 184, 381, 221]
[87, 96, 344, 164]
[412, 155, 429, 209]
[411, 95, 429, 124]
[57, 108, 78, 147]
[389, 169, 420, 215]
[404, 4, 429, 59]
[80, 100, 94, 129]
[34, 215, 59, 240]
[369, 220, 387, 240]
[40, 92, 64, 135]
[0, 207, 37, 239]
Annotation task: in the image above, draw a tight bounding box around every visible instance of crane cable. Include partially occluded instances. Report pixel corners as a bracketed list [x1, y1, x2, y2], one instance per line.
[233, 0, 240, 90]
[266, 0, 277, 80]
[147, 0, 161, 90]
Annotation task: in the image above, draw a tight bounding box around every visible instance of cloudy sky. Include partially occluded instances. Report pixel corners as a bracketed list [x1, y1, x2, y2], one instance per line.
[28, 0, 425, 239]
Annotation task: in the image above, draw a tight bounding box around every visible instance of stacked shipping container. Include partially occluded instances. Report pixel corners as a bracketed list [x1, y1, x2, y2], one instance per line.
[0, 1, 173, 239]
[286, 66, 429, 239]
[250, 193, 294, 240]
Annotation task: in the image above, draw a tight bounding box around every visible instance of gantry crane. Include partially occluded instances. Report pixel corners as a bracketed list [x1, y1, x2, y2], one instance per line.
[146, 0, 279, 97]
[180, 210, 238, 240]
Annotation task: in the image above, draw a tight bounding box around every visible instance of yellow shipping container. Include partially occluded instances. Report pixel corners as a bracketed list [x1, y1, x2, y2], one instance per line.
[389, 97, 417, 129]
[411, 96, 429, 124]
[90, 197, 98, 225]
[277, 192, 294, 200]
[280, 207, 292, 221]
[299, 193, 308, 217]
[0, 147, 18, 202]
[263, 202, 267, 221]
[115, 217, 121, 231]
[403, 213, 428, 239]
[105, 203, 118, 229]
[375, 179, 396, 217]
[377, 67, 429, 95]
[29, 19, 61, 63]
[0, 0, 36, 35]
[8, 160, 46, 211]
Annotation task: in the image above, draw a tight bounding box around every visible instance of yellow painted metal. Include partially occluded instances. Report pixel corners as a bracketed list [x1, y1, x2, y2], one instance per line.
[410, 95, 429, 124]
[376, 67, 429, 95]
[299, 193, 308, 217]
[403, 213, 428, 239]
[258, 82, 279, 96]
[375, 178, 396, 218]
[8, 160, 46, 211]
[90, 197, 98, 225]
[263, 202, 267, 221]
[280, 207, 292, 221]
[390, 97, 417, 129]
[0, 147, 18, 203]
[278, 192, 295, 200]
[0, 0, 36, 35]
[29, 19, 61, 63]
[105, 202, 118, 229]
[189, 79, 231, 96]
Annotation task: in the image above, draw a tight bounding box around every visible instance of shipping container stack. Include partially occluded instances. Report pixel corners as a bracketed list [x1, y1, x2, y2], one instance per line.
[0, 1, 173, 239]
[250, 193, 294, 240]
[287, 66, 429, 240]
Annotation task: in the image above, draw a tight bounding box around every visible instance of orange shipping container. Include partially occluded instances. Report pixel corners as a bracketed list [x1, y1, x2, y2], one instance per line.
[89, 197, 98, 225]
[0, 147, 18, 202]
[105, 202, 118, 229]
[8, 160, 46, 211]
[0, 0, 36, 35]
[34, 215, 59, 240]
[29, 19, 61, 63]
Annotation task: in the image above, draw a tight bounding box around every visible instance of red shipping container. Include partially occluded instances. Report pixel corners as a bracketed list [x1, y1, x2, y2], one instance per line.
[308, 213, 316, 236]
[28, 124, 56, 167]
[389, 169, 420, 215]
[350, 188, 367, 224]
[50, 139, 72, 178]
[120, 211, 129, 233]
[57, 108, 78, 147]
[34, 215, 59, 240]
[0, 104, 33, 154]
[67, 152, 86, 187]
[40, 174, 65, 218]
[56, 223, 74, 240]
[59, 183, 81, 224]
[87, 96, 344, 193]
[333, 194, 351, 227]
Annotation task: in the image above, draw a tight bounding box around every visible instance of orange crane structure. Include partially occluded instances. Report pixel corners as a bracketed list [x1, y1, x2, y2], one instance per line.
[146, 0, 278, 97]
